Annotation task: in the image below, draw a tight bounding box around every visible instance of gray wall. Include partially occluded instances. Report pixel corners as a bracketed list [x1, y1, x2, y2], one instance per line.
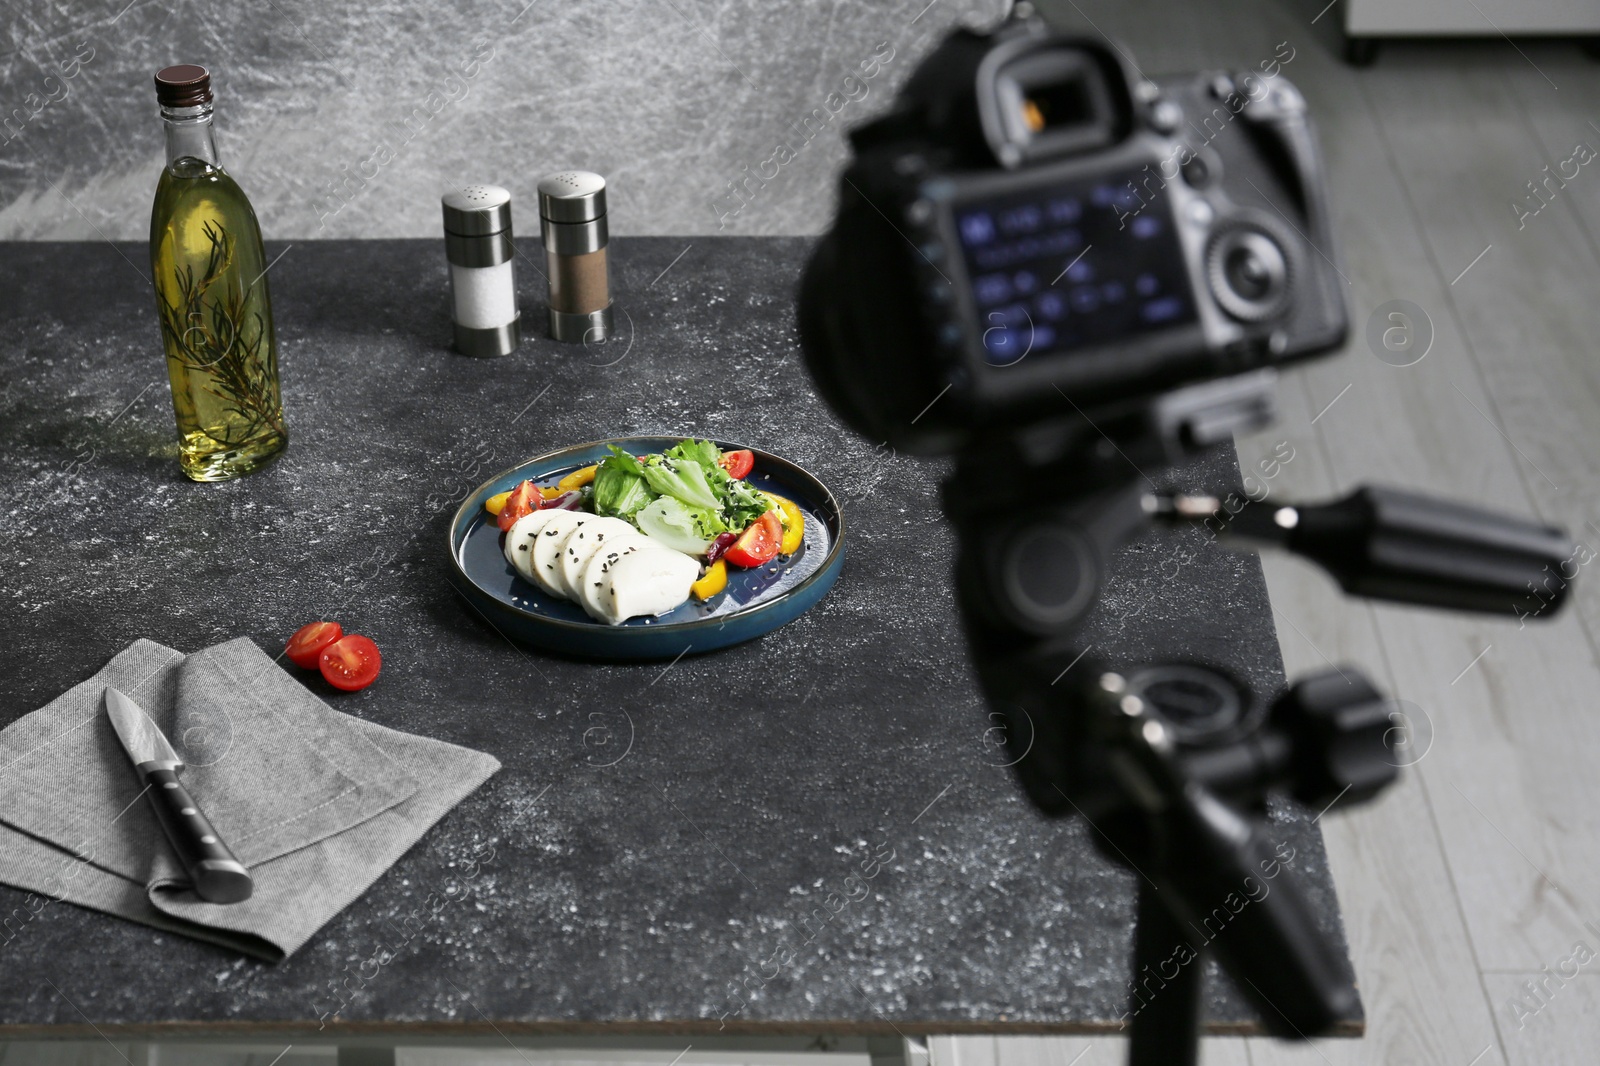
[1, 0, 1011, 241]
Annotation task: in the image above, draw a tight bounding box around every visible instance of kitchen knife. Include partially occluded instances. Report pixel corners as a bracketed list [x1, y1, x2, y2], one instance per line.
[104, 686, 253, 904]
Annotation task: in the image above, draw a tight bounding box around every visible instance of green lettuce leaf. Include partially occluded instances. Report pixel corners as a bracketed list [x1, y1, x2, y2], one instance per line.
[719, 477, 775, 530]
[640, 454, 721, 512]
[663, 438, 723, 471]
[592, 449, 654, 518]
[634, 495, 728, 555]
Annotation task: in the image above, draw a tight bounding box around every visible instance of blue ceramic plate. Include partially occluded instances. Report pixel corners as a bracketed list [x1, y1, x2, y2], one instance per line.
[447, 437, 845, 660]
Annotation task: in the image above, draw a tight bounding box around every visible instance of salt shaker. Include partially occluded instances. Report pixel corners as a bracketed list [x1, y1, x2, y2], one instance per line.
[538, 171, 614, 343]
[442, 184, 520, 357]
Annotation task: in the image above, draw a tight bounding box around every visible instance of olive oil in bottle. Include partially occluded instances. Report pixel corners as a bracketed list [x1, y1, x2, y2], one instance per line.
[149, 65, 286, 482]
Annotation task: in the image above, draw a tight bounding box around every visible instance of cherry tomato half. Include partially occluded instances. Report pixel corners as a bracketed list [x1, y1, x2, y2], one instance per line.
[285, 620, 343, 669]
[319, 634, 382, 692]
[497, 480, 540, 532]
[719, 449, 755, 479]
[723, 509, 783, 568]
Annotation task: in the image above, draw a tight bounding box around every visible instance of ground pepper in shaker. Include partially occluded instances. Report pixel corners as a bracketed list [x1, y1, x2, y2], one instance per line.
[442, 184, 520, 357]
[538, 171, 614, 343]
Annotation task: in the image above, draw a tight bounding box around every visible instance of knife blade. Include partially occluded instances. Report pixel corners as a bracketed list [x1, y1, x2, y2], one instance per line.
[104, 686, 253, 904]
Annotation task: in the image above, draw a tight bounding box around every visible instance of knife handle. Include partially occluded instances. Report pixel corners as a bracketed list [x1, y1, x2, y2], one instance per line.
[143, 767, 254, 904]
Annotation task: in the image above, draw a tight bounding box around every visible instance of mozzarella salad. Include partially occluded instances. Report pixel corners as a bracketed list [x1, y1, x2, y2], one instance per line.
[486, 440, 805, 625]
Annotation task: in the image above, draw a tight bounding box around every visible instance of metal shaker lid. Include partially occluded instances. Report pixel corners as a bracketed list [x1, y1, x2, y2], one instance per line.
[441, 184, 513, 237]
[538, 171, 607, 224]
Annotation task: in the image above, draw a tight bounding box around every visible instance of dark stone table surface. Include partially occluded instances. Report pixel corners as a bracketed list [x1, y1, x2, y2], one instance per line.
[0, 238, 1357, 1037]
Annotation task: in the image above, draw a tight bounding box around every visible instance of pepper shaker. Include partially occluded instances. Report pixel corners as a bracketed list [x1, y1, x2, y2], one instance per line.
[538, 171, 614, 343]
[442, 184, 520, 357]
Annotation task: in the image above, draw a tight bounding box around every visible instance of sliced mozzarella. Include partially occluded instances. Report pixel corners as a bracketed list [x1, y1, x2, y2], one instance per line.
[578, 533, 653, 619]
[504, 508, 561, 580]
[529, 510, 589, 599]
[592, 542, 701, 625]
[556, 516, 638, 600]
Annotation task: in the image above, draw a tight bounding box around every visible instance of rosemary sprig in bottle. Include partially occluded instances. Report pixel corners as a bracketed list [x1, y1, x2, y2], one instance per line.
[155, 220, 286, 448]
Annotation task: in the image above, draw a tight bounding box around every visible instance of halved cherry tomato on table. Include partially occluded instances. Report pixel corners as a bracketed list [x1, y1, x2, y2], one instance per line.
[723, 509, 783, 568]
[319, 634, 382, 692]
[496, 480, 541, 532]
[285, 620, 343, 669]
[764, 492, 805, 555]
[718, 449, 754, 479]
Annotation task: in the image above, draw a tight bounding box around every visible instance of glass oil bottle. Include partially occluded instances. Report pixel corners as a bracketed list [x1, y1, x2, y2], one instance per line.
[149, 64, 287, 482]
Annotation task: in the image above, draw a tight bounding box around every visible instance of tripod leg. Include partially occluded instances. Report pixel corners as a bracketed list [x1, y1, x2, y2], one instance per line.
[1126, 881, 1203, 1066]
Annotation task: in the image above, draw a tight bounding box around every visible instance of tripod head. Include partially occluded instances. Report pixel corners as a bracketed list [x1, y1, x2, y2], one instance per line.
[944, 372, 1576, 1050]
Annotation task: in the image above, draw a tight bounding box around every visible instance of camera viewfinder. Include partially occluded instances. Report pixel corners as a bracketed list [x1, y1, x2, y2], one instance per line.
[997, 51, 1116, 159]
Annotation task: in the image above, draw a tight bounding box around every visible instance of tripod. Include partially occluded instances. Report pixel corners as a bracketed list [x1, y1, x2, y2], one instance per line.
[943, 371, 1574, 1065]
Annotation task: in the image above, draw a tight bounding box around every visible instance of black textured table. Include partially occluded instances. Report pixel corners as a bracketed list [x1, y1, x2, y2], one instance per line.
[0, 238, 1359, 1038]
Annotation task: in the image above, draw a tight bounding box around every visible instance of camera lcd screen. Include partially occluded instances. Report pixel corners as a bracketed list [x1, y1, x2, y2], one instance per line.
[953, 174, 1197, 366]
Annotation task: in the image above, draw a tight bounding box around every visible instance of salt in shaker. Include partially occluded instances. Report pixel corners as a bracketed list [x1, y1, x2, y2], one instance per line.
[441, 184, 520, 357]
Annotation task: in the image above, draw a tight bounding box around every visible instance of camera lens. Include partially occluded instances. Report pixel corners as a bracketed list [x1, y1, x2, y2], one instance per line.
[1206, 221, 1294, 322]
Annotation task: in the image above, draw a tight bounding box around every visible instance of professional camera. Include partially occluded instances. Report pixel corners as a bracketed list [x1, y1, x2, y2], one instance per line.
[799, 11, 1575, 1065]
[800, 16, 1345, 454]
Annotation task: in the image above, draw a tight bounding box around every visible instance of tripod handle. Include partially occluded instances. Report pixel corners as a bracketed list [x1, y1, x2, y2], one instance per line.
[1152, 781, 1361, 1037]
[1159, 485, 1579, 618]
[1103, 685, 1363, 1038]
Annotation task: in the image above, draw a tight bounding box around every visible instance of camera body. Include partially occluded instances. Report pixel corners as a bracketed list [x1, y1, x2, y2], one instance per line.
[799, 19, 1347, 454]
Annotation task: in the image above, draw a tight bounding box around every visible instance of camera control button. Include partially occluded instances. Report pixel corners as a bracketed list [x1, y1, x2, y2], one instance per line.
[1186, 200, 1215, 227]
[1149, 99, 1184, 135]
[1181, 155, 1213, 189]
[920, 241, 944, 263]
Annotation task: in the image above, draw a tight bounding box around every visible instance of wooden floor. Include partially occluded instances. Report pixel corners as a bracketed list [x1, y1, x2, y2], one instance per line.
[6, 4, 1600, 1066]
[931, 2, 1600, 1064]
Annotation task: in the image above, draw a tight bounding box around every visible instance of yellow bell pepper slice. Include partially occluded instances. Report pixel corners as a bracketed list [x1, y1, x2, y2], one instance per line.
[691, 558, 728, 600]
[764, 493, 806, 555]
[557, 464, 598, 492]
[484, 490, 512, 516]
[540, 485, 564, 501]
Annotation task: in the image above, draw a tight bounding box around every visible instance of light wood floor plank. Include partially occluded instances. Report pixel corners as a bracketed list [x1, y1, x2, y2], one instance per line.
[1349, 48, 1600, 975]
[1480, 973, 1600, 1063]
[946, 1034, 1249, 1066]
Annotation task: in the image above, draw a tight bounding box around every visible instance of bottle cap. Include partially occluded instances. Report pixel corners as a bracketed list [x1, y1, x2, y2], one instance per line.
[154, 65, 213, 108]
[538, 171, 607, 224]
[442, 184, 513, 237]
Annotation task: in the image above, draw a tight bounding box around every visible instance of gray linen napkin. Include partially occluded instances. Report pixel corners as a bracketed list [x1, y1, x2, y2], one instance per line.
[0, 637, 500, 960]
